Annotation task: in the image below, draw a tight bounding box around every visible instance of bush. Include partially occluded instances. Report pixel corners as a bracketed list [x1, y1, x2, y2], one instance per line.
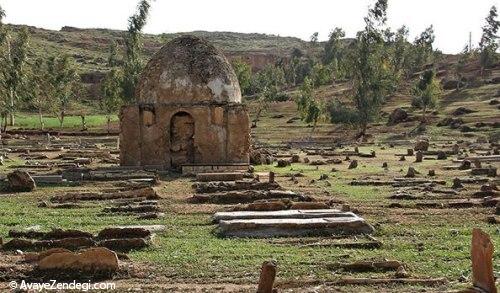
[327, 99, 362, 125]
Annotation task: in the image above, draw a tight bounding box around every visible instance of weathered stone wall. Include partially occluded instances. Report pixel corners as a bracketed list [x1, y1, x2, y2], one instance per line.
[120, 103, 250, 168]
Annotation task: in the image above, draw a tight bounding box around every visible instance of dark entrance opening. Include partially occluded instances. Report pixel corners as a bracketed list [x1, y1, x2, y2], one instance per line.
[170, 112, 195, 169]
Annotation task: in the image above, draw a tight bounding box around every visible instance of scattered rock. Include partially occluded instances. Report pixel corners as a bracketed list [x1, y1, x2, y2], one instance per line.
[291, 154, 300, 163]
[276, 159, 291, 168]
[387, 108, 408, 125]
[7, 170, 36, 192]
[414, 139, 429, 151]
[452, 107, 476, 116]
[436, 151, 447, 160]
[459, 160, 472, 170]
[348, 160, 358, 169]
[395, 266, 409, 278]
[452, 178, 464, 189]
[428, 170, 436, 176]
[319, 174, 329, 180]
[399, 155, 406, 161]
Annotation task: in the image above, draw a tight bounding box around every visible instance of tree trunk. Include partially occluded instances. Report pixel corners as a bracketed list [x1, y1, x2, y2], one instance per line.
[59, 110, 65, 128]
[2, 115, 7, 132]
[80, 115, 86, 131]
[252, 108, 263, 128]
[107, 116, 111, 134]
[8, 89, 14, 126]
[38, 109, 44, 130]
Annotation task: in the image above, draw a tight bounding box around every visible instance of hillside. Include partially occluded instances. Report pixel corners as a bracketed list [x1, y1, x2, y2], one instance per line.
[9, 24, 314, 74]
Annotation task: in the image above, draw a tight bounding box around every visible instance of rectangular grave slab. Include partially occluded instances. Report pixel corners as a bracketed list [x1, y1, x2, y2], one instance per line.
[213, 209, 351, 223]
[196, 172, 244, 182]
[32, 175, 64, 184]
[217, 215, 374, 238]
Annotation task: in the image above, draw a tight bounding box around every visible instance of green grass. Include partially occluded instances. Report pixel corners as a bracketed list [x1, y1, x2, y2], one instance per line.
[0, 180, 497, 291]
[13, 113, 118, 130]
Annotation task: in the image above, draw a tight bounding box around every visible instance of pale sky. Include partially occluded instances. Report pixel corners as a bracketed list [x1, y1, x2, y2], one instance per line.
[1, 0, 498, 53]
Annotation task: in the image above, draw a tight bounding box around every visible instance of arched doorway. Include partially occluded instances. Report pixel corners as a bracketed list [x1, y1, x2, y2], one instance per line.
[170, 112, 195, 169]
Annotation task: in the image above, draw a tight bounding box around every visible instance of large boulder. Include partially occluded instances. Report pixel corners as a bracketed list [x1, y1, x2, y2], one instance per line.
[387, 108, 408, 125]
[441, 79, 465, 90]
[414, 139, 429, 151]
[452, 107, 476, 116]
[7, 170, 36, 192]
[250, 149, 273, 165]
[38, 247, 119, 273]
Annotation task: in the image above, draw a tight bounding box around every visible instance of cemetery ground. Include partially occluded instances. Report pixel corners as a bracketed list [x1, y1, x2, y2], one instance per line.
[0, 95, 499, 291]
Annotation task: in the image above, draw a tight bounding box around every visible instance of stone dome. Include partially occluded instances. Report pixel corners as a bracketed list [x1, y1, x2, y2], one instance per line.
[136, 35, 242, 104]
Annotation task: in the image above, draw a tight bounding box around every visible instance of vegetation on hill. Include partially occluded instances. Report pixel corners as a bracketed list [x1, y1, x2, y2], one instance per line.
[0, 0, 498, 137]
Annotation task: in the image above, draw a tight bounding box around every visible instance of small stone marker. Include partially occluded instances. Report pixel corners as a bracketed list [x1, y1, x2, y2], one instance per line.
[269, 172, 275, 183]
[415, 151, 423, 163]
[257, 260, 277, 293]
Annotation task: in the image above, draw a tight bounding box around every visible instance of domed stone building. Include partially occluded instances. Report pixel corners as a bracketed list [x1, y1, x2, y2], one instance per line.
[119, 36, 250, 171]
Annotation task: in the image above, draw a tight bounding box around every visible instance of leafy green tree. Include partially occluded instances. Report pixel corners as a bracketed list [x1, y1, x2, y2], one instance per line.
[310, 62, 332, 87]
[454, 45, 472, 90]
[323, 28, 345, 64]
[0, 5, 7, 132]
[479, 5, 499, 75]
[296, 77, 321, 133]
[391, 25, 411, 78]
[101, 41, 124, 132]
[26, 58, 55, 130]
[329, 0, 392, 136]
[231, 58, 252, 95]
[411, 69, 441, 122]
[107, 40, 121, 67]
[310, 32, 319, 45]
[249, 64, 286, 97]
[412, 26, 435, 72]
[121, 0, 153, 103]
[0, 27, 30, 128]
[50, 56, 79, 127]
[101, 69, 122, 133]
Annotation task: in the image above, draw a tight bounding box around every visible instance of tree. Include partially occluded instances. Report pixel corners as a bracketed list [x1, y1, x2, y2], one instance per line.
[26, 58, 55, 130]
[411, 69, 441, 122]
[310, 62, 332, 87]
[322, 28, 347, 80]
[329, 0, 392, 136]
[101, 41, 124, 132]
[296, 77, 321, 133]
[121, 0, 153, 103]
[231, 58, 252, 95]
[391, 25, 411, 78]
[479, 6, 499, 75]
[0, 5, 7, 132]
[101, 69, 122, 133]
[1, 27, 30, 128]
[412, 26, 435, 72]
[49, 56, 79, 127]
[454, 45, 472, 90]
[310, 32, 319, 45]
[107, 40, 120, 67]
